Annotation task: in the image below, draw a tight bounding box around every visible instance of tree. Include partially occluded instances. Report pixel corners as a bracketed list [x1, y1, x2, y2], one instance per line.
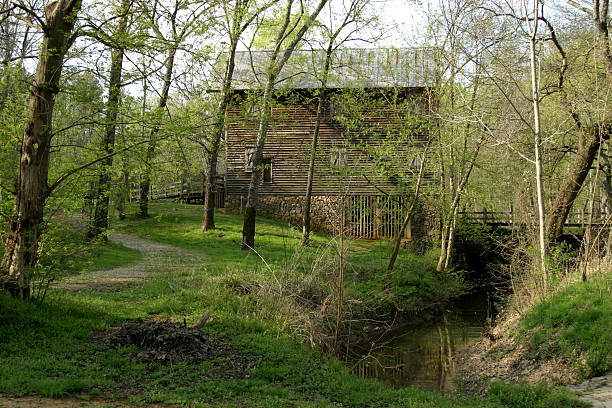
[524, 0, 547, 281]
[545, 0, 612, 243]
[1, 0, 82, 298]
[241, 0, 329, 250]
[87, 0, 133, 238]
[421, 0, 488, 272]
[137, 0, 209, 218]
[301, 0, 375, 245]
[201, 0, 279, 232]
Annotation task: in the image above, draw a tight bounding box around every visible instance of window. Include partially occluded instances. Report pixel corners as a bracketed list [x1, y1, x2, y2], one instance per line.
[244, 148, 256, 171]
[262, 158, 272, 183]
[330, 147, 347, 167]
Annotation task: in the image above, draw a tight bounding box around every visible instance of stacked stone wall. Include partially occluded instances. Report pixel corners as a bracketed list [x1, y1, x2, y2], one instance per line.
[226, 193, 436, 247]
[225, 194, 342, 235]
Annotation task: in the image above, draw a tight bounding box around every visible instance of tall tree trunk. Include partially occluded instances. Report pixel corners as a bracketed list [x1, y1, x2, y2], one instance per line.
[526, 0, 547, 280]
[301, 93, 323, 246]
[301, 40, 336, 246]
[1, 0, 82, 298]
[88, 0, 130, 238]
[138, 46, 176, 218]
[202, 39, 238, 231]
[242, 82, 274, 249]
[241, 0, 328, 250]
[546, 126, 606, 242]
[436, 75, 482, 273]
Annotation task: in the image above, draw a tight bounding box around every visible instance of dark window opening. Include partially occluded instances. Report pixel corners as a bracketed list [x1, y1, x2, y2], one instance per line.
[263, 158, 272, 183]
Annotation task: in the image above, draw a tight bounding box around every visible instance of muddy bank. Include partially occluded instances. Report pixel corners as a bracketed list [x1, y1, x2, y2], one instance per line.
[455, 308, 582, 394]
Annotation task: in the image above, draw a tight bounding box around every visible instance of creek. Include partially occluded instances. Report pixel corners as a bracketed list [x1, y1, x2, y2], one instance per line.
[352, 293, 492, 390]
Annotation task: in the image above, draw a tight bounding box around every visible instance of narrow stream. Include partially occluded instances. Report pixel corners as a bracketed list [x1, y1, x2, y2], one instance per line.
[352, 294, 491, 390]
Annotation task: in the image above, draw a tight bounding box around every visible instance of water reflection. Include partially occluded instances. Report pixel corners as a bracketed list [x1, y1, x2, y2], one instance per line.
[352, 295, 489, 390]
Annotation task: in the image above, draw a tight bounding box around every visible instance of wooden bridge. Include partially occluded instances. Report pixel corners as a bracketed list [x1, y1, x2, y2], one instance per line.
[131, 176, 226, 208]
[458, 207, 611, 229]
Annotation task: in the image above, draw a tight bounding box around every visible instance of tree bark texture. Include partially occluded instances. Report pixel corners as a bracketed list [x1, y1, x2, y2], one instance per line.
[138, 46, 176, 218]
[1, 0, 82, 298]
[546, 126, 607, 242]
[202, 39, 238, 231]
[88, 0, 130, 238]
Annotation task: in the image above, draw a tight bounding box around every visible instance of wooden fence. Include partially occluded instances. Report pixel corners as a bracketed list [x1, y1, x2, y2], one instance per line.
[346, 195, 411, 240]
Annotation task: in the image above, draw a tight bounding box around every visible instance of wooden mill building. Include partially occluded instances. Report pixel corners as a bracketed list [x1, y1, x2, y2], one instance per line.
[223, 48, 435, 241]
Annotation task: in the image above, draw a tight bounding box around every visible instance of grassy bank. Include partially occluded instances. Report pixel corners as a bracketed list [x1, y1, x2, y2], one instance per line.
[113, 201, 469, 323]
[517, 269, 612, 378]
[0, 201, 590, 407]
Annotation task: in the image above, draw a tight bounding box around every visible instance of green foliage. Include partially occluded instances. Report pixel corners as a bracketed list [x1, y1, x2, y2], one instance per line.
[487, 382, 588, 408]
[454, 218, 494, 246]
[518, 272, 612, 376]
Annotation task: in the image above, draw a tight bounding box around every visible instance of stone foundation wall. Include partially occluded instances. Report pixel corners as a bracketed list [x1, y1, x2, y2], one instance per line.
[226, 194, 438, 246]
[225, 194, 342, 235]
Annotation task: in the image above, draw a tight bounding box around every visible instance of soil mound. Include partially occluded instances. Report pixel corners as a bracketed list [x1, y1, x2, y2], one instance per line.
[97, 319, 250, 371]
[454, 309, 580, 394]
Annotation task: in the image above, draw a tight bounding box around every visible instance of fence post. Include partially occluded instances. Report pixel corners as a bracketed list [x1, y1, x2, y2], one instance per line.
[482, 207, 488, 225]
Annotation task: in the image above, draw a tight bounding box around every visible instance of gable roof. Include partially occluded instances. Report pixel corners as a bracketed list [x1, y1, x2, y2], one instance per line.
[223, 48, 433, 90]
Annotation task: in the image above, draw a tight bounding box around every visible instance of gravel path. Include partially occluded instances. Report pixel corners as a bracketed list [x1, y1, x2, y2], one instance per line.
[0, 396, 177, 408]
[569, 371, 612, 408]
[60, 233, 203, 291]
[1, 233, 206, 407]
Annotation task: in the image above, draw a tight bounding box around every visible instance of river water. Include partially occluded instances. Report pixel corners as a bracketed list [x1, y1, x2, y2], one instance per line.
[352, 294, 491, 390]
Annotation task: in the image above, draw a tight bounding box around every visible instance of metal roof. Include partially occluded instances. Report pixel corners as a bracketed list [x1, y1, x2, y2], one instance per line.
[221, 48, 434, 90]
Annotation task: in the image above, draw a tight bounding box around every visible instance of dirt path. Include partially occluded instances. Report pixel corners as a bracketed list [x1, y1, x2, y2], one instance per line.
[0, 396, 178, 408]
[60, 233, 203, 291]
[569, 372, 612, 408]
[1, 234, 206, 408]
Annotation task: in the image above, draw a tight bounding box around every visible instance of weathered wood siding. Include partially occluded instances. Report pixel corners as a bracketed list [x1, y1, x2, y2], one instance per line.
[225, 89, 432, 197]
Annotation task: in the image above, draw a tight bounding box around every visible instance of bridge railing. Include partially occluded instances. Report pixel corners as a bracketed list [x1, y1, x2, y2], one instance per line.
[130, 177, 225, 205]
[459, 207, 611, 227]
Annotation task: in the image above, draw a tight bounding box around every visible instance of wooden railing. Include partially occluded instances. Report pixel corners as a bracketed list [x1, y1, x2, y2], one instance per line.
[130, 176, 225, 207]
[458, 207, 611, 228]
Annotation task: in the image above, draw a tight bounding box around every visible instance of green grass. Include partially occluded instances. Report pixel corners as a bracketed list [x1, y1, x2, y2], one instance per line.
[0, 201, 593, 407]
[113, 201, 469, 318]
[487, 382, 588, 408]
[517, 271, 612, 377]
[35, 215, 142, 277]
[85, 241, 142, 272]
